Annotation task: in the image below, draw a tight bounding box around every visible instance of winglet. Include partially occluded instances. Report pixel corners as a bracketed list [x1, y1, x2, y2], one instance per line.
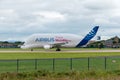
[76, 26, 99, 47]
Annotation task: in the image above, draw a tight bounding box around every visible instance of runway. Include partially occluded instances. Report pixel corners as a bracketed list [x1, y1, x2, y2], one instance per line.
[65, 49, 120, 52]
[0, 49, 120, 53]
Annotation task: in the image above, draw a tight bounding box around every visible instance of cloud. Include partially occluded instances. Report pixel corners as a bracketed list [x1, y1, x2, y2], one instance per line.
[94, 18, 119, 26]
[33, 11, 66, 21]
[82, 0, 119, 10]
[0, 9, 14, 14]
[0, 0, 120, 40]
[32, 11, 67, 24]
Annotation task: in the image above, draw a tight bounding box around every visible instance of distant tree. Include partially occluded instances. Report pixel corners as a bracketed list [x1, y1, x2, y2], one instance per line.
[90, 45, 94, 48]
[119, 39, 120, 43]
[113, 41, 117, 44]
[99, 43, 104, 49]
[15, 41, 22, 44]
[112, 41, 118, 48]
[3, 41, 9, 44]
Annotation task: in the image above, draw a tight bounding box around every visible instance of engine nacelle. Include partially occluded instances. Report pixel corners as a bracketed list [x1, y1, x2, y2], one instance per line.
[43, 45, 52, 49]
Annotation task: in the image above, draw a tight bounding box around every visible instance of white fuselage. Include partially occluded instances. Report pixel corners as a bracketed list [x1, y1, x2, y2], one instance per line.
[21, 26, 99, 49]
[21, 33, 82, 49]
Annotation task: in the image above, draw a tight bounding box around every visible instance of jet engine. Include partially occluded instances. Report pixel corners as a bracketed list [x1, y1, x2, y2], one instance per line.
[43, 45, 52, 49]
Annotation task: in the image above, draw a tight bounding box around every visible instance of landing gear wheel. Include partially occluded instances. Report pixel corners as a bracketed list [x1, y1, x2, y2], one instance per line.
[31, 49, 33, 51]
[56, 48, 61, 51]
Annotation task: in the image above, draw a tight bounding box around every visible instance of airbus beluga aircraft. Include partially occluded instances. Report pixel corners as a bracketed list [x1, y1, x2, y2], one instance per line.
[21, 26, 99, 51]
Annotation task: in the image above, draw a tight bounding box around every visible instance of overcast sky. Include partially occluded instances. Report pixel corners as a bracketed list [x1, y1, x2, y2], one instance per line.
[0, 0, 120, 41]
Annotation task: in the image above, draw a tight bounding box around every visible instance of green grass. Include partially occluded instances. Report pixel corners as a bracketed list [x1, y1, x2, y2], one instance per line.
[0, 48, 120, 80]
[0, 56, 119, 72]
[0, 52, 119, 59]
[0, 47, 120, 59]
[0, 48, 120, 79]
[0, 70, 120, 80]
[0, 48, 119, 73]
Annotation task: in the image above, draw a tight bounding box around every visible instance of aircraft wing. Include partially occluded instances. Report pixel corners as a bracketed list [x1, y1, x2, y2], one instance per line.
[51, 42, 68, 47]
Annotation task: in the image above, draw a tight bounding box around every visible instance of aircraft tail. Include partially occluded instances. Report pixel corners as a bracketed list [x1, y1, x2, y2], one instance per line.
[76, 26, 99, 47]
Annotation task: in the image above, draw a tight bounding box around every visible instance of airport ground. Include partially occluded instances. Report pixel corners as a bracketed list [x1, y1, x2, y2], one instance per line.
[0, 48, 120, 59]
[0, 48, 120, 80]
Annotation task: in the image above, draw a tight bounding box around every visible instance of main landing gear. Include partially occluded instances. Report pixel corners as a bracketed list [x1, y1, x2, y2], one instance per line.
[56, 48, 61, 51]
[31, 49, 33, 51]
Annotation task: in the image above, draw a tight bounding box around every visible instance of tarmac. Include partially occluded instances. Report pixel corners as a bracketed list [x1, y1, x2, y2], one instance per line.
[65, 49, 120, 52]
[0, 49, 120, 53]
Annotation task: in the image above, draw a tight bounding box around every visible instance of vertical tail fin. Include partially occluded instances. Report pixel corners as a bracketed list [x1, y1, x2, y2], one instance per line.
[76, 26, 99, 47]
